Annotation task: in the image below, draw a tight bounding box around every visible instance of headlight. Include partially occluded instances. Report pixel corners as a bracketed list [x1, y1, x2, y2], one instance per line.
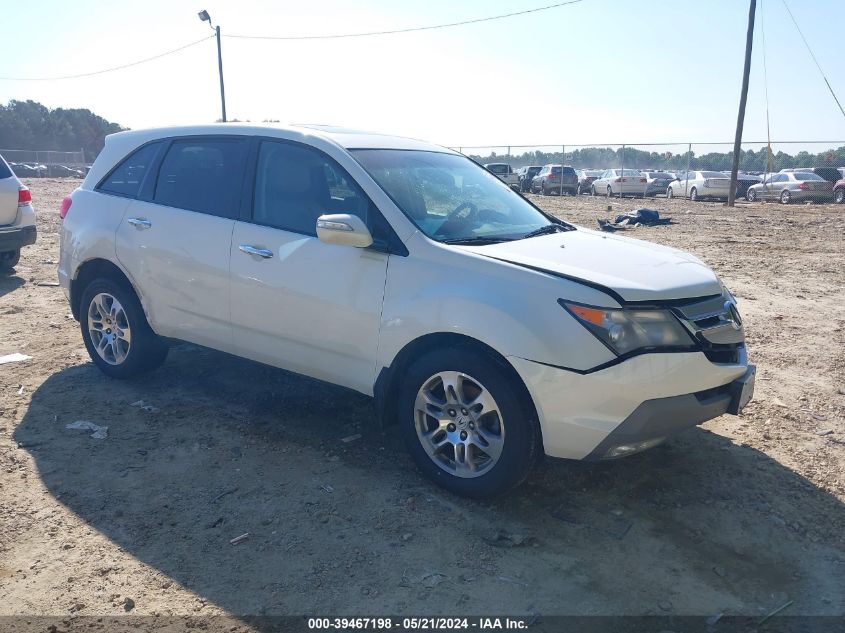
[561, 301, 696, 356]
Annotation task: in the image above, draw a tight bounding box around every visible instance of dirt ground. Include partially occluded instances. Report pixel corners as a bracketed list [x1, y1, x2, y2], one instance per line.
[1, 179, 843, 625]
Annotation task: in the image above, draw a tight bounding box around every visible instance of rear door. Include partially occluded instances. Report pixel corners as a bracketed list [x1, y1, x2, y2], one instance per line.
[0, 157, 19, 225]
[115, 136, 248, 351]
[228, 139, 390, 394]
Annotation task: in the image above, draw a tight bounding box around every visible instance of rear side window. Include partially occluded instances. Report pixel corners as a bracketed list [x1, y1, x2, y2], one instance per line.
[154, 138, 247, 217]
[0, 156, 12, 179]
[98, 142, 161, 197]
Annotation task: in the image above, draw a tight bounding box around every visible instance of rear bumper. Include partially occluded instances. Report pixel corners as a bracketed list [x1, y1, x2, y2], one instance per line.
[0, 224, 37, 252]
[508, 351, 751, 460]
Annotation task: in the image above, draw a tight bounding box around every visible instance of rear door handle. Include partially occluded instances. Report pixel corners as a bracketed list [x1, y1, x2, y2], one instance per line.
[127, 218, 152, 229]
[239, 244, 274, 259]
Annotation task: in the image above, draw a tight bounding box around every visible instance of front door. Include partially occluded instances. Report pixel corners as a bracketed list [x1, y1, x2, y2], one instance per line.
[228, 139, 390, 394]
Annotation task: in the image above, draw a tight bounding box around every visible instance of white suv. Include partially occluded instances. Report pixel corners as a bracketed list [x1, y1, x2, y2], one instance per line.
[58, 124, 755, 497]
[0, 154, 36, 272]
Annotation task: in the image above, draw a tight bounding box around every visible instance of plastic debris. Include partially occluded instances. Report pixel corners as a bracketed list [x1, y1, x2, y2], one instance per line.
[598, 208, 672, 232]
[65, 420, 108, 439]
[16, 385, 24, 395]
[229, 533, 250, 545]
[130, 399, 159, 413]
[321, 484, 334, 493]
[341, 433, 362, 443]
[0, 353, 31, 365]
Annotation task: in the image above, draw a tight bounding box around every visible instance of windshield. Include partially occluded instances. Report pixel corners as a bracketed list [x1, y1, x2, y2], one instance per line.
[486, 163, 511, 175]
[353, 150, 557, 243]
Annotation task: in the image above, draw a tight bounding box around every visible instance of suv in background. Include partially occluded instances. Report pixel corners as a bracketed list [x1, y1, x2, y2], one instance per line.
[483, 163, 520, 190]
[531, 164, 578, 195]
[58, 124, 754, 497]
[780, 167, 841, 184]
[0, 154, 37, 272]
[516, 165, 542, 192]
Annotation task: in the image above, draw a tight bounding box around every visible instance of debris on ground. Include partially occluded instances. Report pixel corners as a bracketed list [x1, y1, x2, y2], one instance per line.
[35, 281, 61, 287]
[597, 208, 672, 232]
[341, 433, 362, 443]
[16, 385, 24, 395]
[229, 533, 250, 546]
[130, 399, 159, 413]
[65, 420, 108, 439]
[420, 572, 449, 588]
[814, 429, 833, 436]
[0, 353, 31, 365]
[320, 484, 334, 493]
[210, 487, 238, 503]
[122, 597, 135, 612]
[759, 599, 794, 625]
[482, 529, 532, 548]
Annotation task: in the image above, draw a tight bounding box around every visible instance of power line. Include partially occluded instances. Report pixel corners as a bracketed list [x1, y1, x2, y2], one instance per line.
[780, 0, 845, 119]
[0, 35, 214, 81]
[224, 0, 586, 41]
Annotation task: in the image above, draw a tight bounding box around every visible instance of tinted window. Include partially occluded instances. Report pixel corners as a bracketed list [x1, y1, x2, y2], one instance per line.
[154, 138, 247, 217]
[0, 156, 12, 179]
[793, 172, 823, 181]
[253, 141, 371, 235]
[486, 164, 510, 175]
[561, 167, 576, 175]
[99, 142, 161, 197]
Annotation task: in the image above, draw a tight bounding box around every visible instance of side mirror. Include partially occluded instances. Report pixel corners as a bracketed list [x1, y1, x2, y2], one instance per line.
[316, 214, 373, 248]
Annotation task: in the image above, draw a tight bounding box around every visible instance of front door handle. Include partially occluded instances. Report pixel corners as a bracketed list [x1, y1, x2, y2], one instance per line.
[239, 244, 274, 259]
[127, 218, 152, 229]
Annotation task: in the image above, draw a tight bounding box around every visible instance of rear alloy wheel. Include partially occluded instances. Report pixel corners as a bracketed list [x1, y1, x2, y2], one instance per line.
[667, 187, 674, 199]
[835, 189, 844, 204]
[780, 190, 791, 205]
[80, 277, 168, 379]
[400, 348, 539, 498]
[0, 249, 21, 274]
[607, 186, 613, 197]
[690, 187, 699, 201]
[746, 188, 757, 202]
[591, 185, 597, 196]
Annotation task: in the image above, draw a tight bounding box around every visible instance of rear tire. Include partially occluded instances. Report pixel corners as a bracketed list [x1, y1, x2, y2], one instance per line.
[80, 277, 168, 379]
[690, 187, 699, 201]
[0, 249, 21, 274]
[399, 347, 540, 498]
[746, 188, 757, 202]
[591, 185, 597, 196]
[780, 190, 791, 205]
[667, 187, 674, 199]
[606, 186, 613, 198]
[835, 189, 844, 204]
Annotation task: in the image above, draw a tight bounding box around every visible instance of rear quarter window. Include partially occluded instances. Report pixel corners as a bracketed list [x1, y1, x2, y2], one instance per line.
[0, 156, 14, 180]
[98, 142, 162, 198]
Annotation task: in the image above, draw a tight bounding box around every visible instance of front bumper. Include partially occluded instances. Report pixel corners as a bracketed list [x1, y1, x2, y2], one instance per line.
[509, 351, 751, 460]
[0, 224, 37, 252]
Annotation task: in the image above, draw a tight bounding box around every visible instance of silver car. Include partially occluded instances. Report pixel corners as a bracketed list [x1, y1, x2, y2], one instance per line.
[746, 172, 834, 204]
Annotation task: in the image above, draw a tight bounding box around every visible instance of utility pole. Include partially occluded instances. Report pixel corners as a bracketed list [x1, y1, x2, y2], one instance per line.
[728, 0, 756, 207]
[199, 10, 227, 122]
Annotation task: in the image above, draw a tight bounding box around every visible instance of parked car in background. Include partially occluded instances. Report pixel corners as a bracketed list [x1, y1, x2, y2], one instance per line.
[484, 163, 520, 190]
[10, 163, 40, 178]
[839, 167, 845, 180]
[531, 164, 578, 196]
[0, 154, 37, 272]
[641, 171, 675, 197]
[516, 165, 542, 192]
[48, 164, 85, 178]
[834, 179, 844, 204]
[667, 171, 732, 201]
[591, 169, 647, 197]
[746, 172, 834, 204]
[576, 169, 603, 195]
[57, 123, 754, 497]
[735, 173, 762, 199]
[780, 167, 841, 184]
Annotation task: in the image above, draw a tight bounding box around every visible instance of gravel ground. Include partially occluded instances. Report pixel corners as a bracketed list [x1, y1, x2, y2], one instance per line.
[0, 179, 843, 626]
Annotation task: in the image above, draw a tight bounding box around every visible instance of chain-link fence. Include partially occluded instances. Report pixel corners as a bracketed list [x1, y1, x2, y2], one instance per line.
[0, 148, 87, 178]
[453, 141, 845, 202]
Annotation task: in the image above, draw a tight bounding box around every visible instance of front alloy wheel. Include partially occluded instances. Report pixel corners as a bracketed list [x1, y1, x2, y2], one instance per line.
[781, 190, 791, 204]
[414, 371, 504, 478]
[835, 189, 844, 204]
[87, 293, 131, 365]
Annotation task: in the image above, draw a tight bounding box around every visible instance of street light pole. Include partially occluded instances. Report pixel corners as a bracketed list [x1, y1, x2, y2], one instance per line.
[199, 10, 227, 122]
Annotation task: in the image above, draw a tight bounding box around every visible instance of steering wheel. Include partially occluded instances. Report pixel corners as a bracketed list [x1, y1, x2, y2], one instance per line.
[447, 201, 478, 222]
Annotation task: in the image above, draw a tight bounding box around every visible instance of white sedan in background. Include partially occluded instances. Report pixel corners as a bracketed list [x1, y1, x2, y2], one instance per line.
[667, 171, 732, 201]
[590, 169, 647, 197]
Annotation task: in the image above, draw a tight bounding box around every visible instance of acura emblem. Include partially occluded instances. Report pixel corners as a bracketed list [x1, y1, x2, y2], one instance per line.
[724, 301, 742, 330]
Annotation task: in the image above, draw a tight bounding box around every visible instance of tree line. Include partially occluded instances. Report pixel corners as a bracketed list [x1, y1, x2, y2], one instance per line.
[472, 145, 845, 173]
[0, 100, 125, 161]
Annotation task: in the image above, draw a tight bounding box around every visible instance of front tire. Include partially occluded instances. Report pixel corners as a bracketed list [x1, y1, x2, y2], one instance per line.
[690, 187, 699, 201]
[746, 188, 757, 202]
[0, 249, 21, 274]
[836, 189, 844, 204]
[591, 185, 597, 196]
[667, 187, 674, 199]
[399, 348, 539, 498]
[606, 186, 613, 198]
[80, 277, 168, 379]
[780, 190, 791, 205]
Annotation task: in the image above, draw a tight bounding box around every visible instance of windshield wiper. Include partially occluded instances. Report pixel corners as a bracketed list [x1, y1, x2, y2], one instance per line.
[520, 223, 568, 240]
[441, 236, 515, 245]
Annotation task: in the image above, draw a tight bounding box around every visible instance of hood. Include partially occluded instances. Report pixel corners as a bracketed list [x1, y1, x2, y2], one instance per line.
[459, 228, 722, 302]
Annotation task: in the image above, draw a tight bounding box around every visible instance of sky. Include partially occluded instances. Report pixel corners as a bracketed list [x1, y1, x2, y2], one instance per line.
[1, 0, 844, 153]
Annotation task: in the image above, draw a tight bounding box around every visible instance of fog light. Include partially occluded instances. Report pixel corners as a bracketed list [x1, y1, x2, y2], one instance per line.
[604, 437, 665, 459]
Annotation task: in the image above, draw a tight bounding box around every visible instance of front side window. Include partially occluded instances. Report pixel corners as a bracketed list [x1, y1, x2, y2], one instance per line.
[253, 141, 370, 235]
[154, 138, 247, 217]
[99, 142, 161, 198]
[353, 150, 559, 244]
